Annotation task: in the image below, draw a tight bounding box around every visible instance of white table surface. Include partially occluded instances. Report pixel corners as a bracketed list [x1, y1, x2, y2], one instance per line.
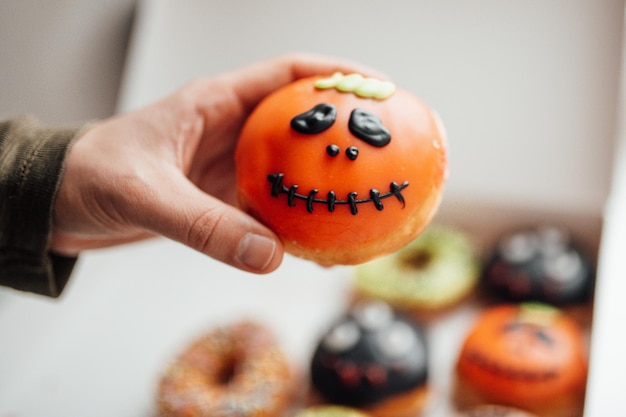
[1, 1, 624, 416]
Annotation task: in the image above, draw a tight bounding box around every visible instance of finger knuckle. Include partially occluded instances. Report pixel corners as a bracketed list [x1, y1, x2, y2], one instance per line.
[186, 208, 227, 255]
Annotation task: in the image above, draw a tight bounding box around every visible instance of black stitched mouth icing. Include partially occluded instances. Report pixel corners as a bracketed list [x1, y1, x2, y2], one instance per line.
[267, 173, 409, 215]
[466, 350, 558, 381]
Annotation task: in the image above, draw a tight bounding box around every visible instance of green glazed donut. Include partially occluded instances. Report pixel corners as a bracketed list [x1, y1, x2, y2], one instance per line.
[294, 406, 372, 417]
[355, 224, 479, 311]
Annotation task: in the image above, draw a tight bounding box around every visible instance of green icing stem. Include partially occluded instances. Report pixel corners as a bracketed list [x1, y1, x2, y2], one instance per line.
[356, 78, 396, 99]
[314, 72, 344, 89]
[517, 302, 560, 326]
[315, 72, 396, 100]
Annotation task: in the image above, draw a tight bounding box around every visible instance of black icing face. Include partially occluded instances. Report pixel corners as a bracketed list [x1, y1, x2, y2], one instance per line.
[483, 225, 595, 305]
[267, 103, 407, 216]
[290, 103, 392, 161]
[310, 300, 428, 406]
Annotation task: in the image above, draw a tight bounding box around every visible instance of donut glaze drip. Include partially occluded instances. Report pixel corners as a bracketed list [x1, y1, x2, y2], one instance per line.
[311, 300, 428, 407]
[267, 173, 408, 214]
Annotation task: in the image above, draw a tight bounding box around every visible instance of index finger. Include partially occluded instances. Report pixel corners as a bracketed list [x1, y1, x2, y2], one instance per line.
[197, 53, 389, 113]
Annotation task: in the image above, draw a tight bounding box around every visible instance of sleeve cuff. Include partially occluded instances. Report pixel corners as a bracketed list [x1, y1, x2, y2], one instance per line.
[0, 116, 83, 297]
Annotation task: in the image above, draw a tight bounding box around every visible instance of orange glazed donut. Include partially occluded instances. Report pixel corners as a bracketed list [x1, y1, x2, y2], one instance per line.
[157, 321, 292, 417]
[235, 72, 448, 265]
[455, 304, 588, 417]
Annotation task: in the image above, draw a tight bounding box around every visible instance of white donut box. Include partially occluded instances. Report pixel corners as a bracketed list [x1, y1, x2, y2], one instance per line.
[0, 1, 624, 416]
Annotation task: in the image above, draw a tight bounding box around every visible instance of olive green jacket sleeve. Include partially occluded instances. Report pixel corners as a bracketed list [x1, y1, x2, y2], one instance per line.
[0, 115, 82, 297]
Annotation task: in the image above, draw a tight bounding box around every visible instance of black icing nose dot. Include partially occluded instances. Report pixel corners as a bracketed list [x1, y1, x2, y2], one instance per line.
[346, 146, 359, 161]
[326, 144, 340, 157]
[326, 144, 359, 161]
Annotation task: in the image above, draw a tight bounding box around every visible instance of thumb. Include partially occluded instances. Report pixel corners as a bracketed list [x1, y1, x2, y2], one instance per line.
[136, 175, 284, 273]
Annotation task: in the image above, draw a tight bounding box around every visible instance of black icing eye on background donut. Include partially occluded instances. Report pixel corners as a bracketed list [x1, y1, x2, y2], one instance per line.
[503, 322, 555, 346]
[323, 320, 361, 353]
[482, 225, 595, 306]
[349, 108, 391, 147]
[291, 103, 337, 134]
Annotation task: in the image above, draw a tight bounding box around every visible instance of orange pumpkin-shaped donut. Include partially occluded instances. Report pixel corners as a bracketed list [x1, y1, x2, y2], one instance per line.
[455, 304, 588, 417]
[235, 73, 448, 265]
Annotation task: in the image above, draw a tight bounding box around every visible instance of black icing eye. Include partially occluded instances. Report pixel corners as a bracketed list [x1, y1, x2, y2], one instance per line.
[543, 251, 583, 284]
[348, 108, 391, 147]
[291, 103, 337, 134]
[323, 320, 361, 353]
[352, 299, 393, 330]
[503, 322, 524, 333]
[375, 322, 419, 358]
[499, 233, 538, 263]
[535, 329, 555, 345]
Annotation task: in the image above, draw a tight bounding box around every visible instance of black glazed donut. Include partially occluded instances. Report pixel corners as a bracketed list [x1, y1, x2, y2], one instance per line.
[482, 225, 595, 306]
[310, 299, 429, 417]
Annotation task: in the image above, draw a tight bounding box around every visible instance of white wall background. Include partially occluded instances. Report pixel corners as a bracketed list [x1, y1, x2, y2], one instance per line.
[1, 0, 623, 218]
[0, 0, 136, 125]
[0, 2, 625, 416]
[119, 0, 625, 220]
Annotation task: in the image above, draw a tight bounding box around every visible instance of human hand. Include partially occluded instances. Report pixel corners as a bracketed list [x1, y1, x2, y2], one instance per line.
[51, 53, 381, 273]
